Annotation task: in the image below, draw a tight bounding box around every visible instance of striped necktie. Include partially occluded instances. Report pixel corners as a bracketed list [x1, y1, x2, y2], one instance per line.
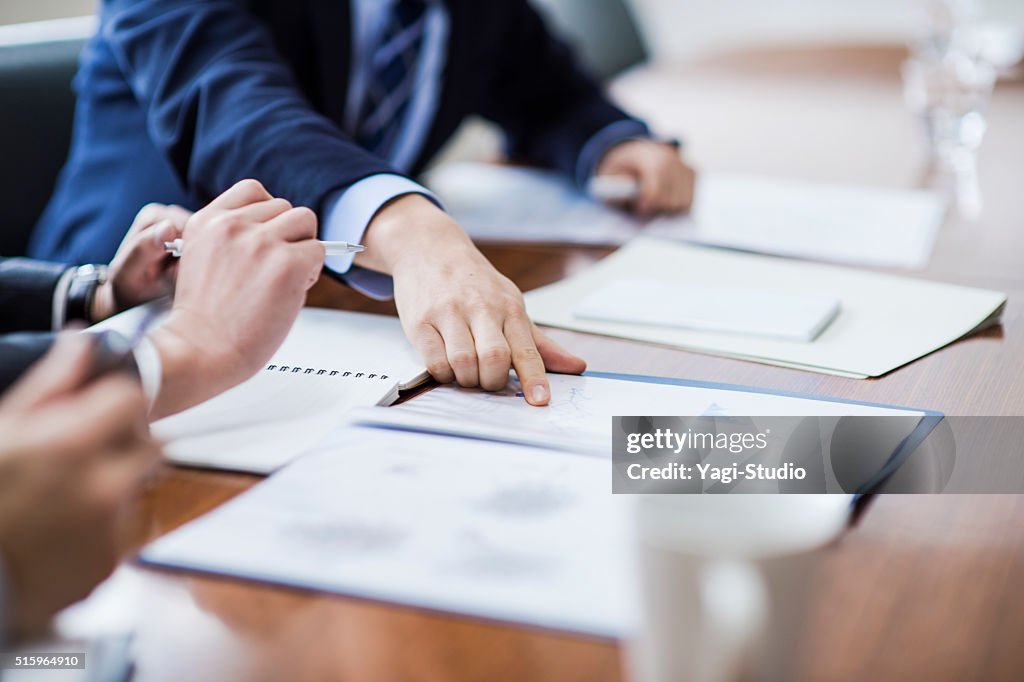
[356, 0, 429, 159]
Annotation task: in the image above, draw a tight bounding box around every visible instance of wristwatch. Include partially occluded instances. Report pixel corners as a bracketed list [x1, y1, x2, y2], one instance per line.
[65, 263, 109, 325]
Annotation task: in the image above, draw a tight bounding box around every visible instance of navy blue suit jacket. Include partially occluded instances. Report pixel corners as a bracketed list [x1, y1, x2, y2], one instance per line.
[30, 0, 645, 263]
[0, 258, 65, 392]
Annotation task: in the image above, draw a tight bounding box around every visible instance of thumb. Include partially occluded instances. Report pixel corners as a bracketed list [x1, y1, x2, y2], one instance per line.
[0, 333, 98, 413]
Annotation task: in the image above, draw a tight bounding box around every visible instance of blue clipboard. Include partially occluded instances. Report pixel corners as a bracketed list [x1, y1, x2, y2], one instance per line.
[585, 370, 945, 497]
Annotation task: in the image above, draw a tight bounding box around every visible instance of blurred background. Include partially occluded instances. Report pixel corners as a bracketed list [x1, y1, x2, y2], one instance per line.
[1, 0, 1022, 255]
[3, 0, 1023, 75]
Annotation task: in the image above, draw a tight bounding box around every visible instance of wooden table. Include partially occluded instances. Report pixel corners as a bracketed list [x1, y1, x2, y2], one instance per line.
[99, 47, 1023, 681]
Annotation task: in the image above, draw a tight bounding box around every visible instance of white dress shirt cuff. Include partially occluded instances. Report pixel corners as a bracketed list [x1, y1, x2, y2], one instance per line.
[50, 266, 76, 331]
[574, 119, 652, 187]
[131, 336, 163, 409]
[322, 174, 440, 300]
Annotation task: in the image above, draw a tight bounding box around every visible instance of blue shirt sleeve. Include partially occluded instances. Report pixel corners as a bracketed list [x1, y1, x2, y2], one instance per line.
[321, 173, 439, 300]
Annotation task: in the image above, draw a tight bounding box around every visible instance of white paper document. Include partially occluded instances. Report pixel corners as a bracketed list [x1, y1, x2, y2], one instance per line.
[574, 279, 840, 341]
[426, 163, 946, 269]
[142, 372, 927, 635]
[524, 238, 1006, 378]
[352, 373, 928, 458]
[96, 305, 428, 473]
[141, 427, 636, 638]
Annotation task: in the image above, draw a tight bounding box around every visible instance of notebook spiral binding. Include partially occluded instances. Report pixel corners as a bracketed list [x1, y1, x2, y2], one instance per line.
[265, 364, 390, 381]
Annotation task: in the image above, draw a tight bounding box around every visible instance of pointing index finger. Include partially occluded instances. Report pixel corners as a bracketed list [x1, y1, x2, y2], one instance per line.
[504, 316, 549, 406]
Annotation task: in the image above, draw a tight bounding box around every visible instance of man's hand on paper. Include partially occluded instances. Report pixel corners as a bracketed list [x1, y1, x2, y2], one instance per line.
[90, 203, 193, 323]
[596, 139, 696, 216]
[149, 180, 325, 418]
[0, 335, 160, 640]
[354, 194, 586, 406]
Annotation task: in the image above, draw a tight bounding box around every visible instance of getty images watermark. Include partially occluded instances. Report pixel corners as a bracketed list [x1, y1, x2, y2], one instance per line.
[612, 415, 1024, 494]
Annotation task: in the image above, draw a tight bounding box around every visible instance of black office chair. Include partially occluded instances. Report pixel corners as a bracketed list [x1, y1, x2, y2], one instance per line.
[0, 36, 85, 257]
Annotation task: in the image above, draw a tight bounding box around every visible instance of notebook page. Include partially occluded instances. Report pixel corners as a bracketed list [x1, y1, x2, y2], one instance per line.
[93, 304, 428, 473]
[151, 368, 392, 473]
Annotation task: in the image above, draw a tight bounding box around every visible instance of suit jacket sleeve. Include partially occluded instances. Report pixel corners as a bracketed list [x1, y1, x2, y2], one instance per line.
[478, 0, 650, 185]
[0, 258, 69, 334]
[101, 0, 398, 212]
[0, 333, 55, 394]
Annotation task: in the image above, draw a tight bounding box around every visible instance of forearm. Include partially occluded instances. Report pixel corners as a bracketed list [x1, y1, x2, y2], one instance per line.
[146, 321, 242, 421]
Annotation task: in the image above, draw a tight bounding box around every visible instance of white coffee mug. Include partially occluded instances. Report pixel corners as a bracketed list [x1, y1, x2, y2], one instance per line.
[628, 495, 849, 682]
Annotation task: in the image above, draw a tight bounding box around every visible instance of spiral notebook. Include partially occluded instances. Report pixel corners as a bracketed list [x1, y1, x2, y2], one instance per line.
[93, 305, 429, 473]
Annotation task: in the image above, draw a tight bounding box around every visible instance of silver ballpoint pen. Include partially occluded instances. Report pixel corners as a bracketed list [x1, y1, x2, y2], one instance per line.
[163, 238, 365, 257]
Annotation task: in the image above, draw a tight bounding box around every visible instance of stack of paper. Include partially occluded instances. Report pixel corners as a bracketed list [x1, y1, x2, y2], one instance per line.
[524, 238, 1005, 378]
[426, 162, 946, 269]
[141, 371, 936, 636]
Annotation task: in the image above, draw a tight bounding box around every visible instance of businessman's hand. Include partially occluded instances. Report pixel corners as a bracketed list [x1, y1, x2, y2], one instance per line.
[354, 195, 586, 406]
[91, 203, 193, 322]
[148, 180, 325, 418]
[596, 139, 696, 216]
[0, 334, 160, 640]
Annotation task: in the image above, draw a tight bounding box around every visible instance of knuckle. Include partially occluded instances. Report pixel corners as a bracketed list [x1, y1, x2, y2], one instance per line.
[214, 213, 247, 237]
[411, 320, 436, 341]
[136, 202, 165, 224]
[449, 349, 478, 368]
[504, 301, 528, 322]
[234, 178, 266, 198]
[480, 375, 509, 392]
[479, 345, 511, 366]
[430, 298, 461, 319]
[426, 360, 454, 381]
[289, 206, 318, 236]
[269, 197, 293, 213]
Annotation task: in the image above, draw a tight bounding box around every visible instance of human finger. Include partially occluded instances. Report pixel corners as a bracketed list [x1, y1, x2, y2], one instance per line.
[263, 206, 318, 242]
[503, 314, 549, 406]
[410, 322, 454, 384]
[471, 315, 513, 391]
[234, 197, 294, 224]
[206, 179, 274, 210]
[438, 318, 479, 387]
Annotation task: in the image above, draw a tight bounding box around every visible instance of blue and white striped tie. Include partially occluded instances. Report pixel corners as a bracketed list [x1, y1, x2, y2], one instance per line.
[356, 0, 429, 159]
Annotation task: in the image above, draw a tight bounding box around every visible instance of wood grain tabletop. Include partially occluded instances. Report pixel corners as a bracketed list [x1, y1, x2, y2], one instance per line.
[90, 45, 1023, 682]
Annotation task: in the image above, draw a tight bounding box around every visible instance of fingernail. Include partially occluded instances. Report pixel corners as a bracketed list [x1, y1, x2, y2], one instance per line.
[530, 384, 549, 404]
